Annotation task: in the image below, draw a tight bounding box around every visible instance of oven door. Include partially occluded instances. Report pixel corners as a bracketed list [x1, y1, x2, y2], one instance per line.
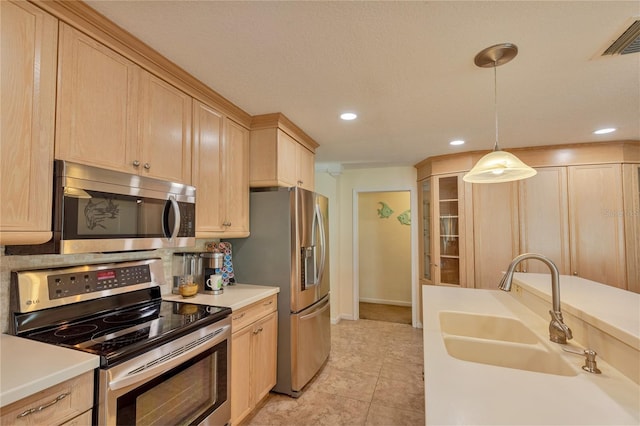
[97, 317, 230, 426]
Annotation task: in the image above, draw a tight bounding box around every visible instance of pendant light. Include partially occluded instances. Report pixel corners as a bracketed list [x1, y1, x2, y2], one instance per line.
[463, 43, 537, 183]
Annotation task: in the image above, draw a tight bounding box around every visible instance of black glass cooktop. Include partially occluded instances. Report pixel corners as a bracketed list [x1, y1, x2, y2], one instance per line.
[15, 289, 230, 367]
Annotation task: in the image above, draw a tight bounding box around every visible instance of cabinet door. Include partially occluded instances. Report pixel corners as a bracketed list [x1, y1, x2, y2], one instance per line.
[252, 311, 278, 403]
[473, 182, 519, 289]
[0, 1, 57, 244]
[56, 23, 139, 173]
[623, 164, 640, 293]
[192, 100, 224, 233]
[223, 119, 250, 235]
[518, 167, 570, 274]
[139, 72, 192, 183]
[434, 176, 462, 286]
[230, 326, 252, 425]
[296, 145, 315, 191]
[276, 129, 298, 186]
[568, 164, 626, 288]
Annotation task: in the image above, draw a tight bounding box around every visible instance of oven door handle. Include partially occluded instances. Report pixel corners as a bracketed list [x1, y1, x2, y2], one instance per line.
[108, 324, 229, 391]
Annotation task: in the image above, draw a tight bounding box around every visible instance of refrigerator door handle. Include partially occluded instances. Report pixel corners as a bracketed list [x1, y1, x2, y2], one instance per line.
[315, 202, 327, 286]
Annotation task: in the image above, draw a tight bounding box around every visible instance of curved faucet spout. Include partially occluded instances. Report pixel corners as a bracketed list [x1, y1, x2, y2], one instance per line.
[498, 253, 572, 344]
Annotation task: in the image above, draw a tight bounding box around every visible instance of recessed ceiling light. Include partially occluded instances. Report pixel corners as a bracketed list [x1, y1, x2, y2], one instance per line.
[593, 127, 616, 135]
[450, 140, 465, 146]
[340, 112, 357, 121]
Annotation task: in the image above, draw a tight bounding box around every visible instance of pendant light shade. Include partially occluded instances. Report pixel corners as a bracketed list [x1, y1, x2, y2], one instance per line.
[463, 43, 537, 184]
[463, 150, 537, 183]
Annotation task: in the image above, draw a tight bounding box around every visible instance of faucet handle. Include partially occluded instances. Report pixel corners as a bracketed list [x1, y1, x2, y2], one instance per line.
[549, 310, 573, 343]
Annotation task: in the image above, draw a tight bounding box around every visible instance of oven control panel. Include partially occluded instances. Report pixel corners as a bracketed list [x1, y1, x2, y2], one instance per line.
[48, 264, 152, 300]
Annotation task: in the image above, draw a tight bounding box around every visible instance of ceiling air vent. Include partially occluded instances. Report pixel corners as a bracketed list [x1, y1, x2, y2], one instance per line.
[603, 19, 640, 55]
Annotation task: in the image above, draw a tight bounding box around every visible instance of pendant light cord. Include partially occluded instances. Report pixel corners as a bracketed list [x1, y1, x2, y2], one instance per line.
[493, 61, 501, 152]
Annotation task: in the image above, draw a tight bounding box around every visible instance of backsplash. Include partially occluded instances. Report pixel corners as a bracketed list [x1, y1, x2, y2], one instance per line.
[0, 239, 213, 334]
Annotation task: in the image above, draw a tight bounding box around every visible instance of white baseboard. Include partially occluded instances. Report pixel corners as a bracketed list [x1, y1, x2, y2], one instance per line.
[359, 297, 412, 307]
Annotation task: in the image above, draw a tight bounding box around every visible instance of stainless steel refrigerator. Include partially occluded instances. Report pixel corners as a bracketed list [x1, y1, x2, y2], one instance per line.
[225, 187, 330, 397]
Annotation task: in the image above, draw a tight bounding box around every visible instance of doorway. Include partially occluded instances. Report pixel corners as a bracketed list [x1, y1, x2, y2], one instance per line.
[356, 191, 412, 324]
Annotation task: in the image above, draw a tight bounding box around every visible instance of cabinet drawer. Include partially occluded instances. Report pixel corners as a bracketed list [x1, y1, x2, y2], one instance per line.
[231, 294, 277, 332]
[0, 371, 93, 426]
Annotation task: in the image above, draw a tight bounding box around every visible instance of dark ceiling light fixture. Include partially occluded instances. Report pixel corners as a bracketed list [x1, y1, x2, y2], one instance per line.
[463, 43, 537, 184]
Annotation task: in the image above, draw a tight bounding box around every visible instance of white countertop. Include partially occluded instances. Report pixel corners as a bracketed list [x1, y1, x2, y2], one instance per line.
[423, 285, 640, 425]
[0, 334, 100, 407]
[1, 283, 277, 409]
[512, 273, 640, 350]
[162, 283, 279, 310]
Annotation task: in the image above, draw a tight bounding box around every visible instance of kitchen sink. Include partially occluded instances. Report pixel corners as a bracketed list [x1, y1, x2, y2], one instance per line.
[442, 335, 578, 376]
[439, 311, 539, 344]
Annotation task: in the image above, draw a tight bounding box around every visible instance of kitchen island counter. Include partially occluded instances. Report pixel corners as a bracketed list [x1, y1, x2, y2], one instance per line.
[0, 334, 99, 407]
[422, 284, 639, 425]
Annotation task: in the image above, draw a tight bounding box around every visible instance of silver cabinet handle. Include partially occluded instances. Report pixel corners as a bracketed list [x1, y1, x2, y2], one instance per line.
[144, 163, 151, 169]
[253, 326, 264, 335]
[263, 300, 273, 306]
[17, 392, 70, 418]
[133, 160, 140, 167]
[233, 312, 246, 321]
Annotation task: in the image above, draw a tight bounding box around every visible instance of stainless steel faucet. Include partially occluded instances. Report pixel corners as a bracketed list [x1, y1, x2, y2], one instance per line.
[498, 253, 573, 344]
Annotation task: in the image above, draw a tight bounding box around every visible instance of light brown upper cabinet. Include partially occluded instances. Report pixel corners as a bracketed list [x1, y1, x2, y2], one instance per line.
[138, 72, 192, 184]
[56, 23, 192, 184]
[0, 1, 58, 245]
[623, 164, 640, 292]
[568, 164, 626, 289]
[518, 167, 571, 275]
[472, 181, 519, 289]
[192, 100, 250, 238]
[416, 141, 640, 293]
[250, 113, 319, 191]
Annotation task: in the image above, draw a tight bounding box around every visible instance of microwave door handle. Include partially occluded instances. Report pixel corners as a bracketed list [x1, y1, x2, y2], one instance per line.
[163, 195, 181, 241]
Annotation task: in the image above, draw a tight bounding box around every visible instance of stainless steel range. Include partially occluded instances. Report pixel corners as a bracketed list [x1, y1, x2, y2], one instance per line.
[9, 258, 231, 426]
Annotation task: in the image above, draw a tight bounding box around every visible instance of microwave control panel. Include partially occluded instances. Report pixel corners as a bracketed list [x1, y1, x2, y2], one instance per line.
[47, 264, 152, 300]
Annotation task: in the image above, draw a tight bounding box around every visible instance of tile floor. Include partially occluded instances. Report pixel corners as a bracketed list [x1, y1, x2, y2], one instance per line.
[241, 319, 425, 425]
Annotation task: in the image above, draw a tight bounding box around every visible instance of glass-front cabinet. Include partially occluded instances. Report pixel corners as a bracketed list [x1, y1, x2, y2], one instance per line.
[419, 173, 471, 287]
[437, 176, 461, 285]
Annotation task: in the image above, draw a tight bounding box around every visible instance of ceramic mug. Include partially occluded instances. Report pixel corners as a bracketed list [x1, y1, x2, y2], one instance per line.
[206, 274, 223, 291]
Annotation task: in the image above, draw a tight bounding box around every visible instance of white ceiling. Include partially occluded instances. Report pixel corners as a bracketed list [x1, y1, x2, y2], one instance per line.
[86, 1, 640, 169]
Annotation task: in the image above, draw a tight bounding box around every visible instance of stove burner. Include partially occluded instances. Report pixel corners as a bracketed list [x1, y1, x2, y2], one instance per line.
[103, 305, 157, 324]
[89, 327, 152, 352]
[54, 324, 98, 338]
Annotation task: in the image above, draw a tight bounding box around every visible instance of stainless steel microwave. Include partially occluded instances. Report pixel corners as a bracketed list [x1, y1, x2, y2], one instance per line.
[6, 160, 196, 255]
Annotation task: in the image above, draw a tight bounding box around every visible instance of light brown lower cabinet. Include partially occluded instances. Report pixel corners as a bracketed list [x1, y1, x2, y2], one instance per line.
[0, 371, 93, 426]
[230, 295, 278, 425]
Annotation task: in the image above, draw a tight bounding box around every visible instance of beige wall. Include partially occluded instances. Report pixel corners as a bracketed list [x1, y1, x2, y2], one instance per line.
[358, 191, 411, 305]
[317, 166, 418, 323]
